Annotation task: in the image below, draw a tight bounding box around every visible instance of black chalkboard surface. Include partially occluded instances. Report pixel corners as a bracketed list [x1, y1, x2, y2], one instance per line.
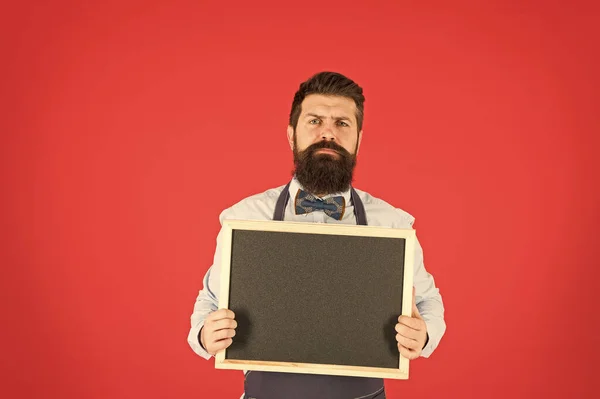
[214, 220, 416, 379]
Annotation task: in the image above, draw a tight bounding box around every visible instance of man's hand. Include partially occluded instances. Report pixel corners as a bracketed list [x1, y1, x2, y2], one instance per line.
[200, 309, 237, 356]
[395, 287, 428, 360]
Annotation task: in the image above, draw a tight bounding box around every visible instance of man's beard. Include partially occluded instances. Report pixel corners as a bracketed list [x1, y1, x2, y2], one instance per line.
[292, 137, 357, 195]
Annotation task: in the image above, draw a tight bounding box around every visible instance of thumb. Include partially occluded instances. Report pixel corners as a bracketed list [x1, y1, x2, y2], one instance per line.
[412, 287, 422, 319]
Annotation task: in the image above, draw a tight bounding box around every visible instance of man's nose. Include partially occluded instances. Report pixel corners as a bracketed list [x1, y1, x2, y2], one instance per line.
[321, 123, 336, 141]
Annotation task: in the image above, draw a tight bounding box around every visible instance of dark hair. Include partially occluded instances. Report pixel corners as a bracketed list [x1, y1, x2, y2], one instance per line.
[289, 71, 365, 131]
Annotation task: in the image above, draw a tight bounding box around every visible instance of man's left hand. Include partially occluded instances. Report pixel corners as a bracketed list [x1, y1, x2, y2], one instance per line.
[395, 287, 428, 359]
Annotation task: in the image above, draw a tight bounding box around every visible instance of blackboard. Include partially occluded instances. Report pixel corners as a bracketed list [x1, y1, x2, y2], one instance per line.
[215, 220, 416, 379]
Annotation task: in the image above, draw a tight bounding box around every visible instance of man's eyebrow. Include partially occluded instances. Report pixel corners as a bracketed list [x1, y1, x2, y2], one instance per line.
[305, 113, 352, 122]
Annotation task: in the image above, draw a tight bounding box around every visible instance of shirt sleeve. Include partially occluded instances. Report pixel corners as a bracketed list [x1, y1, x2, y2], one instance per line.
[187, 216, 228, 359]
[412, 235, 446, 358]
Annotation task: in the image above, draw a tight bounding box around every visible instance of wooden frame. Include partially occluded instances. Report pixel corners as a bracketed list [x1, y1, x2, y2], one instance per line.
[215, 219, 416, 379]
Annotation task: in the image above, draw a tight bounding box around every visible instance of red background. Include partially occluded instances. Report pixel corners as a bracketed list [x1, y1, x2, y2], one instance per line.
[2, 1, 599, 398]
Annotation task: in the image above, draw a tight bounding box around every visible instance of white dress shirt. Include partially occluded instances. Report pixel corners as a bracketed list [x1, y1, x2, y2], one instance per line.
[187, 177, 446, 368]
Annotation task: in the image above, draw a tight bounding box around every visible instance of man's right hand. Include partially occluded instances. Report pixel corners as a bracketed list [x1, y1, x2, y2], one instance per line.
[200, 309, 237, 356]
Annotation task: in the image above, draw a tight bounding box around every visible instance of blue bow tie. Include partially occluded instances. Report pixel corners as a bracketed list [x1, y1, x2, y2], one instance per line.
[294, 189, 346, 220]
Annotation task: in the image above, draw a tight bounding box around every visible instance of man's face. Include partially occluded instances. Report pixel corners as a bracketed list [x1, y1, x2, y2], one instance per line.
[287, 94, 362, 157]
[287, 94, 363, 195]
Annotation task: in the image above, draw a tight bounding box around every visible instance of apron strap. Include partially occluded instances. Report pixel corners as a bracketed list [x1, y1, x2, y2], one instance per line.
[351, 187, 367, 226]
[272, 182, 291, 222]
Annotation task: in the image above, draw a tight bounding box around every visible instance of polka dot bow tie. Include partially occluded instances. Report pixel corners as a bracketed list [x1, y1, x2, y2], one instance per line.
[294, 189, 346, 221]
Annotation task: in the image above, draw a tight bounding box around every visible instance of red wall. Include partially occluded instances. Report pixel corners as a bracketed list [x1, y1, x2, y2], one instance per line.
[2, 1, 599, 398]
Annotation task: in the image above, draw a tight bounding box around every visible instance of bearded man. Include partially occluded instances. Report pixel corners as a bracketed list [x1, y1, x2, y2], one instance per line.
[187, 71, 446, 399]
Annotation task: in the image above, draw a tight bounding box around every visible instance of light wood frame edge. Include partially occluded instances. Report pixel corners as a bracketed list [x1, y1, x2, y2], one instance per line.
[217, 360, 408, 380]
[214, 222, 233, 364]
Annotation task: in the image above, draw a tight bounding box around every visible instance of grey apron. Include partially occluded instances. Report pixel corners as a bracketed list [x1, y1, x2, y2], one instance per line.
[243, 182, 386, 399]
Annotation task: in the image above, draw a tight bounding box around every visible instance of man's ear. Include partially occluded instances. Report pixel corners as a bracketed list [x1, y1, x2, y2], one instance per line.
[286, 125, 295, 151]
[355, 130, 363, 155]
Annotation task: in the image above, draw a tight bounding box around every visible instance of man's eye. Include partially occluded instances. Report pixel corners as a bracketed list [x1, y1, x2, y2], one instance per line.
[337, 121, 349, 127]
[309, 119, 320, 125]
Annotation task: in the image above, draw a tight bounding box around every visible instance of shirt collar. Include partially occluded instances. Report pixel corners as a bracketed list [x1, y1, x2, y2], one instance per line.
[289, 176, 353, 204]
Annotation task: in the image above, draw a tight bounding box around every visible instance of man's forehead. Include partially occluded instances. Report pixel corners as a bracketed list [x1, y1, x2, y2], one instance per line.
[301, 94, 357, 117]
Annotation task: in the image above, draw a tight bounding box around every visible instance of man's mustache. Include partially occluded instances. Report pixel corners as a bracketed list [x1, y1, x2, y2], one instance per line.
[303, 141, 350, 157]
